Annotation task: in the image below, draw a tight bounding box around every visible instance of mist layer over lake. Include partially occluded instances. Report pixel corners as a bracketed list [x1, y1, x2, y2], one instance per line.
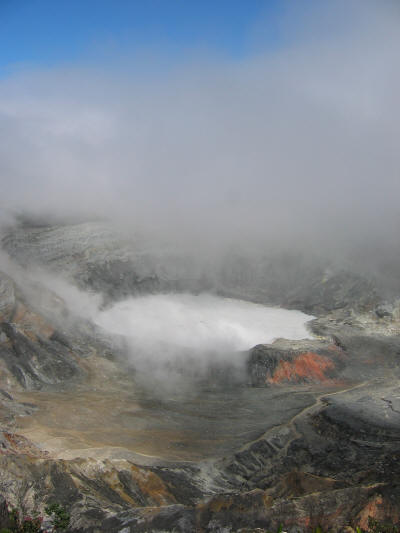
[95, 293, 313, 354]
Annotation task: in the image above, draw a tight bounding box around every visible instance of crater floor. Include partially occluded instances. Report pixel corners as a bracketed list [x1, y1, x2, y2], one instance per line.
[14, 378, 327, 463]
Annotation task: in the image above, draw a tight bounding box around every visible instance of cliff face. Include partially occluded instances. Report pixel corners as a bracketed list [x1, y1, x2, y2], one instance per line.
[0, 219, 399, 532]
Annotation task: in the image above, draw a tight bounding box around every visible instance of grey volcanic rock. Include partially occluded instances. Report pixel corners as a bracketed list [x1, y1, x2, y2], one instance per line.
[0, 321, 82, 389]
[309, 310, 400, 381]
[217, 249, 382, 315]
[0, 272, 15, 321]
[375, 303, 396, 319]
[283, 270, 380, 314]
[0, 278, 84, 390]
[2, 221, 164, 301]
[317, 383, 400, 442]
[0, 387, 37, 432]
[0, 264, 128, 391]
[2, 221, 125, 271]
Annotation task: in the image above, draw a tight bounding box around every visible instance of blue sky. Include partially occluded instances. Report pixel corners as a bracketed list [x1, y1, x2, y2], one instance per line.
[0, 0, 285, 73]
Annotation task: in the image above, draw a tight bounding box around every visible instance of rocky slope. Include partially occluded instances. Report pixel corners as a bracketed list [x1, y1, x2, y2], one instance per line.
[0, 219, 399, 531]
[2, 219, 383, 314]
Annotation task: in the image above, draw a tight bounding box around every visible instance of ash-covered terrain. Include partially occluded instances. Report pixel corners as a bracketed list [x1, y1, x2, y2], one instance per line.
[0, 218, 399, 532]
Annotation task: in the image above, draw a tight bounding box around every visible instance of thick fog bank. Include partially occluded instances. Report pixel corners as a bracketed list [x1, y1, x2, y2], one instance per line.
[0, 1, 399, 266]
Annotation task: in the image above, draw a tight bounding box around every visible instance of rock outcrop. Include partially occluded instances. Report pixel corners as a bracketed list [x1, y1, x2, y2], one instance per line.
[248, 339, 345, 386]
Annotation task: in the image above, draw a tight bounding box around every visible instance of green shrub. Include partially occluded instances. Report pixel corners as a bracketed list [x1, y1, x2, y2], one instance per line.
[0, 507, 42, 532]
[0, 501, 69, 533]
[44, 503, 70, 531]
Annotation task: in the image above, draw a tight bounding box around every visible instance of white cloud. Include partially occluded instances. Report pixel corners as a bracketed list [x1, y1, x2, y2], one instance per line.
[0, 0, 399, 253]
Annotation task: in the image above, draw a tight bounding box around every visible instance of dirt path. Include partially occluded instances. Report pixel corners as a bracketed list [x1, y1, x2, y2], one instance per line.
[238, 379, 371, 454]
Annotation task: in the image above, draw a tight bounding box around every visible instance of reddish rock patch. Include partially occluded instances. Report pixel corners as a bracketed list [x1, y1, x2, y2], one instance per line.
[0, 432, 48, 457]
[357, 494, 400, 530]
[268, 352, 335, 384]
